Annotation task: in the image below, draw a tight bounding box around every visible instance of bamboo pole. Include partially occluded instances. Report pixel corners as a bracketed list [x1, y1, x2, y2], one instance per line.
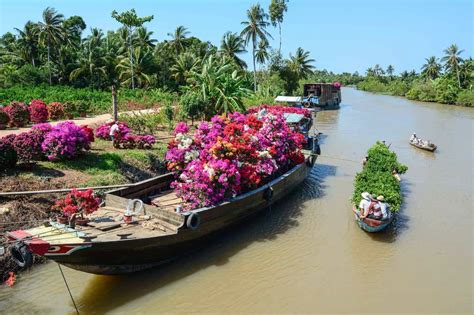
[0, 183, 136, 197]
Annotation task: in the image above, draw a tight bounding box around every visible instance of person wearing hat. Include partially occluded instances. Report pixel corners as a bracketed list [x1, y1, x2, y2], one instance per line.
[356, 192, 372, 217]
[360, 194, 384, 220]
[410, 133, 417, 143]
[376, 195, 390, 220]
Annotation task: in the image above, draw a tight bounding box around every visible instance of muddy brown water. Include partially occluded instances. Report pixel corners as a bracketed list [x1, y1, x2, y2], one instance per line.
[1, 88, 472, 314]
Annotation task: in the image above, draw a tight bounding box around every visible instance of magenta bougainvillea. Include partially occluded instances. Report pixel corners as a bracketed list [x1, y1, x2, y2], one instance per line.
[53, 189, 100, 217]
[47, 102, 65, 120]
[29, 100, 49, 123]
[13, 131, 44, 162]
[5, 102, 30, 127]
[247, 104, 311, 118]
[42, 121, 91, 161]
[166, 110, 306, 210]
[81, 125, 95, 143]
[95, 121, 130, 140]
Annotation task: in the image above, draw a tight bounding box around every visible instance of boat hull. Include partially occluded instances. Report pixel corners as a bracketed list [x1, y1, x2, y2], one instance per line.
[352, 209, 394, 233]
[410, 142, 437, 152]
[39, 162, 312, 274]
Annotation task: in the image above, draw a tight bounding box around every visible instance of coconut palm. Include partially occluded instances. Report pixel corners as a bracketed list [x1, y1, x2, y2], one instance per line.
[269, 0, 288, 54]
[116, 46, 155, 88]
[241, 4, 272, 91]
[441, 44, 464, 87]
[219, 32, 247, 68]
[167, 26, 190, 54]
[171, 52, 200, 85]
[255, 39, 270, 67]
[287, 47, 314, 79]
[38, 7, 65, 84]
[134, 27, 157, 49]
[421, 56, 441, 80]
[373, 64, 384, 77]
[386, 65, 394, 80]
[15, 21, 39, 66]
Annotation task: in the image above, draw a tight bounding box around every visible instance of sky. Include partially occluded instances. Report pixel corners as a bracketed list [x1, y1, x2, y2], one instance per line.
[0, 0, 472, 74]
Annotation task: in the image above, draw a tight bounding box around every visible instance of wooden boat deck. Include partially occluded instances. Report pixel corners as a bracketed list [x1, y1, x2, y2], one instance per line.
[149, 189, 187, 212]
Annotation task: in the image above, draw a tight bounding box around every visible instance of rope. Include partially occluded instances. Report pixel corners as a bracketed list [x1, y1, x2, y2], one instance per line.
[58, 264, 79, 315]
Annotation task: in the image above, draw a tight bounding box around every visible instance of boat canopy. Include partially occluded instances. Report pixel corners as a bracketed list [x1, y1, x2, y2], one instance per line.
[275, 96, 302, 103]
[283, 113, 306, 124]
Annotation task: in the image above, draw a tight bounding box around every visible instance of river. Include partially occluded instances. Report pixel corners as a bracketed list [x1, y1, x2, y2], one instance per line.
[1, 88, 472, 314]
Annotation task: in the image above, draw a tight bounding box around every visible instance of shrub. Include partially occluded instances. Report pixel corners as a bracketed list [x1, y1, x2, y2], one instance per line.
[81, 125, 95, 142]
[95, 121, 130, 140]
[0, 107, 9, 128]
[29, 99, 49, 123]
[0, 135, 18, 170]
[434, 77, 460, 104]
[181, 91, 205, 124]
[357, 78, 388, 93]
[52, 189, 100, 217]
[13, 131, 43, 163]
[42, 121, 91, 161]
[387, 80, 410, 96]
[406, 80, 437, 102]
[136, 135, 156, 149]
[456, 89, 474, 107]
[5, 101, 30, 127]
[75, 100, 90, 116]
[63, 101, 77, 119]
[48, 102, 65, 120]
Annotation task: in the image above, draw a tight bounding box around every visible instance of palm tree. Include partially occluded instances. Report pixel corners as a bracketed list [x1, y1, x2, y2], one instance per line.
[255, 39, 270, 68]
[167, 26, 190, 54]
[373, 64, 384, 77]
[134, 27, 157, 49]
[219, 32, 247, 68]
[15, 21, 39, 66]
[269, 0, 288, 54]
[171, 52, 199, 86]
[241, 4, 272, 92]
[287, 47, 314, 79]
[459, 57, 473, 89]
[116, 46, 155, 88]
[38, 7, 65, 84]
[420, 56, 441, 80]
[441, 44, 464, 88]
[386, 65, 394, 80]
[69, 46, 107, 86]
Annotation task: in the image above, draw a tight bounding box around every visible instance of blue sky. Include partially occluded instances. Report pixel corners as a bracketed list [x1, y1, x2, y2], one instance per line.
[0, 0, 472, 74]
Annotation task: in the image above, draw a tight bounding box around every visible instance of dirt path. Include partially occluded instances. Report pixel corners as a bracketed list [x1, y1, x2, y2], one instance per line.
[0, 109, 158, 137]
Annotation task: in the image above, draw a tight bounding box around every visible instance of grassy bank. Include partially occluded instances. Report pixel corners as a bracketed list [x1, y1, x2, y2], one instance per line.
[357, 78, 474, 107]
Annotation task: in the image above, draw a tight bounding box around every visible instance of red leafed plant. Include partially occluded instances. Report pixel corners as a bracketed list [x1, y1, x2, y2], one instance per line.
[53, 189, 100, 218]
[48, 102, 65, 120]
[81, 125, 95, 142]
[29, 99, 49, 123]
[5, 101, 30, 127]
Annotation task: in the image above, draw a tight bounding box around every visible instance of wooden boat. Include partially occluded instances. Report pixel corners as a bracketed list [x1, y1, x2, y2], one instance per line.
[410, 140, 437, 152]
[352, 206, 394, 232]
[7, 157, 315, 275]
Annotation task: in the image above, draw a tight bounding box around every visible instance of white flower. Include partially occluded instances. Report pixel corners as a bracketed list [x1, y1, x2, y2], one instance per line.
[258, 150, 271, 159]
[184, 150, 199, 162]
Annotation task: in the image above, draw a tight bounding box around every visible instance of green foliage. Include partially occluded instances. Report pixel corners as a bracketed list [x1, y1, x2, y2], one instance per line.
[434, 76, 460, 104]
[406, 80, 437, 102]
[119, 111, 164, 134]
[357, 78, 388, 93]
[387, 79, 410, 96]
[352, 142, 407, 212]
[455, 89, 474, 107]
[180, 91, 205, 123]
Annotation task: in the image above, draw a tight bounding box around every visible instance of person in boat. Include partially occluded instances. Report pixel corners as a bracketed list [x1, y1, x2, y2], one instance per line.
[410, 133, 417, 143]
[375, 195, 390, 220]
[392, 169, 401, 182]
[356, 192, 372, 216]
[360, 194, 384, 220]
[361, 155, 369, 166]
[110, 120, 120, 141]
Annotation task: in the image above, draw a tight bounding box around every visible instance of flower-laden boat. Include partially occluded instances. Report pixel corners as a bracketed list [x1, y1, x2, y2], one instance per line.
[6, 108, 320, 275]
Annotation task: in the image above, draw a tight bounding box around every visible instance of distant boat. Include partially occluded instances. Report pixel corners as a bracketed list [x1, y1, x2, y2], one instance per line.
[410, 140, 437, 152]
[352, 206, 394, 232]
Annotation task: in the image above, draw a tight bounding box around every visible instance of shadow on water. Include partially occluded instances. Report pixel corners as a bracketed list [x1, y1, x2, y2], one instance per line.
[366, 179, 411, 243]
[75, 166, 331, 314]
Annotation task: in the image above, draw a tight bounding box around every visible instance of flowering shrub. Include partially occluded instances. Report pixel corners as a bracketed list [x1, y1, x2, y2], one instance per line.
[31, 123, 53, 137]
[42, 121, 91, 161]
[47, 102, 65, 120]
[13, 131, 43, 162]
[81, 125, 95, 142]
[166, 111, 306, 210]
[95, 121, 130, 140]
[333, 81, 342, 88]
[136, 135, 156, 149]
[0, 108, 9, 128]
[29, 99, 49, 123]
[0, 135, 18, 170]
[247, 104, 311, 118]
[53, 189, 100, 217]
[5, 102, 30, 127]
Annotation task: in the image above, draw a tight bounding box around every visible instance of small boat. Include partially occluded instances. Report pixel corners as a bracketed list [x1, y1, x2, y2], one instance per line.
[6, 115, 319, 275]
[352, 206, 394, 233]
[410, 140, 437, 152]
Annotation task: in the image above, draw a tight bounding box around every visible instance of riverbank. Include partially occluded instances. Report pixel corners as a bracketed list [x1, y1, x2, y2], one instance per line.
[356, 78, 474, 107]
